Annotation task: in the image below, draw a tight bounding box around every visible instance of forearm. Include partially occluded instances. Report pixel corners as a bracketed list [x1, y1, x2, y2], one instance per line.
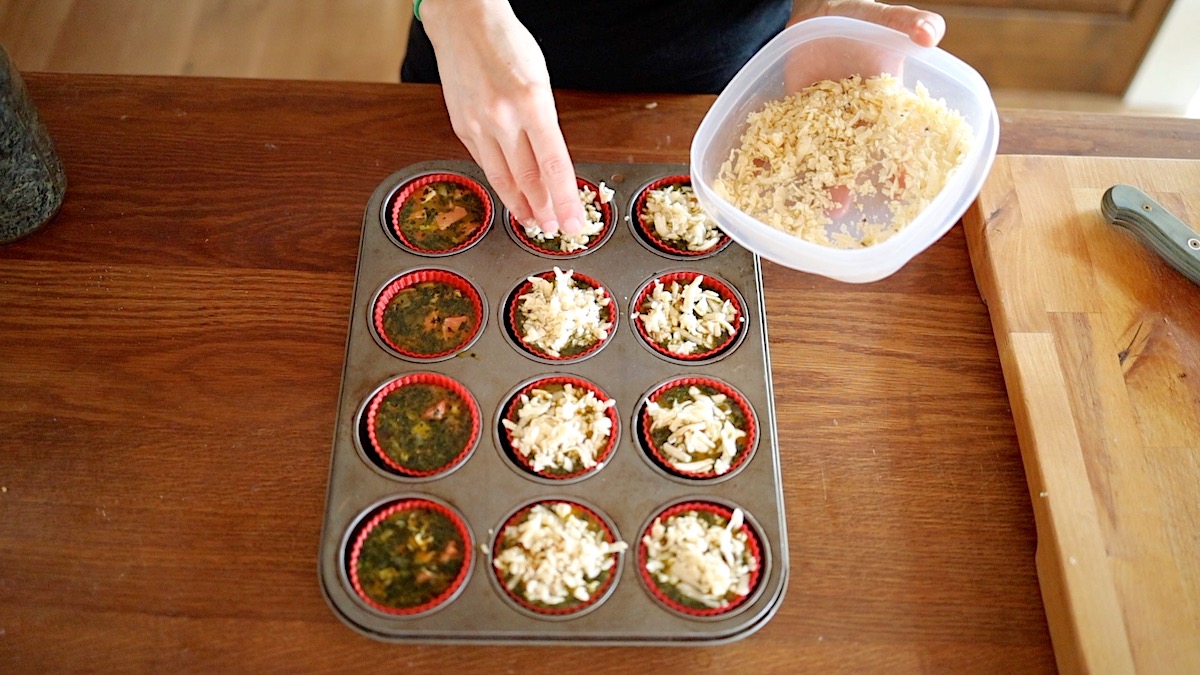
[409, 0, 584, 236]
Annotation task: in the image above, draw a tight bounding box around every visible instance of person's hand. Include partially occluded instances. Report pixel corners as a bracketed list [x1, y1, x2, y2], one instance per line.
[790, 0, 945, 47]
[420, 0, 585, 236]
[782, 1, 946, 91]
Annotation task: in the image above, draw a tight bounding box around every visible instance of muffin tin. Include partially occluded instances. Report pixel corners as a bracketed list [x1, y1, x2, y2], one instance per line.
[318, 161, 788, 644]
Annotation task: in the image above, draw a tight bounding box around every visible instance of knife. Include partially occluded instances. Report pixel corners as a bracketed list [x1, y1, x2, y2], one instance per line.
[1101, 184, 1200, 286]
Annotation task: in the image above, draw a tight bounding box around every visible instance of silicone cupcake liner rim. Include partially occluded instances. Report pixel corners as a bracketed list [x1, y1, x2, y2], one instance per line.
[488, 496, 625, 621]
[634, 374, 759, 483]
[629, 269, 749, 364]
[635, 497, 767, 621]
[362, 372, 482, 479]
[627, 174, 732, 260]
[370, 266, 488, 362]
[502, 268, 618, 364]
[383, 171, 495, 256]
[504, 176, 618, 259]
[494, 374, 620, 483]
[343, 495, 475, 619]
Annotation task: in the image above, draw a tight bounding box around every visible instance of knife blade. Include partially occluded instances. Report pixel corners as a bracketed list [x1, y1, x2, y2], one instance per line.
[1101, 184, 1200, 286]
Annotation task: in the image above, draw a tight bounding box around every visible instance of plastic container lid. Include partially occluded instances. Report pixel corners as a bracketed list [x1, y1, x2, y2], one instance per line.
[689, 17, 999, 283]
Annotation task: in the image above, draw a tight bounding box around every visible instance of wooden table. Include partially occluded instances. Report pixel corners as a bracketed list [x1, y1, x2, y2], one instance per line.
[2, 73, 1197, 672]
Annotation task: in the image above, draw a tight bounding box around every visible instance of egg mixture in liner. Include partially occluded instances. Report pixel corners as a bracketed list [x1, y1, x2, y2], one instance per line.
[388, 172, 494, 255]
[372, 268, 485, 360]
[504, 267, 616, 362]
[638, 376, 758, 480]
[348, 497, 474, 616]
[631, 270, 746, 363]
[498, 375, 619, 481]
[637, 500, 764, 619]
[490, 499, 626, 618]
[507, 177, 616, 257]
[631, 175, 731, 258]
[363, 373, 481, 478]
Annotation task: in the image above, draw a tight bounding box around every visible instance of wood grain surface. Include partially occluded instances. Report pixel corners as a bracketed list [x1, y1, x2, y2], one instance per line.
[0, 0, 410, 82]
[963, 155, 1200, 674]
[2, 73, 1198, 672]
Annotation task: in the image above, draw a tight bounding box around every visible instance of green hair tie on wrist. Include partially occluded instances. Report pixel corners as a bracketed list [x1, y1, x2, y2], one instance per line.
[413, 0, 425, 21]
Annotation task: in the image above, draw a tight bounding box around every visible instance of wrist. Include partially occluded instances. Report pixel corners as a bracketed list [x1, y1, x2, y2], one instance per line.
[419, 0, 505, 25]
[421, 0, 515, 46]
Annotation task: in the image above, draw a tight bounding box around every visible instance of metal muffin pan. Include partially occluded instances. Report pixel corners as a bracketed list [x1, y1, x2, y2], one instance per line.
[318, 160, 788, 644]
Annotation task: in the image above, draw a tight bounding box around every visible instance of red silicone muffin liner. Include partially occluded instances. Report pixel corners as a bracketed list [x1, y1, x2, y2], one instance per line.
[389, 172, 494, 254]
[639, 376, 757, 480]
[506, 269, 616, 362]
[500, 375, 618, 480]
[491, 499, 623, 617]
[637, 500, 763, 618]
[365, 373, 481, 478]
[632, 271, 746, 362]
[372, 268, 485, 360]
[632, 175, 731, 257]
[348, 498, 473, 616]
[508, 177, 615, 257]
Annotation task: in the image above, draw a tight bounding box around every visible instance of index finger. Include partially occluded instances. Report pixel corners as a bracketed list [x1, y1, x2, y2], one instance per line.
[526, 108, 586, 235]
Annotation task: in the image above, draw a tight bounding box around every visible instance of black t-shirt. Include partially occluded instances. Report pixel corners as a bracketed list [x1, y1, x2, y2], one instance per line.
[401, 0, 791, 94]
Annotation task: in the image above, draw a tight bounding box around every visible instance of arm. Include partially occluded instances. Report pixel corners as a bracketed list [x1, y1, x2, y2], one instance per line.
[417, 0, 585, 235]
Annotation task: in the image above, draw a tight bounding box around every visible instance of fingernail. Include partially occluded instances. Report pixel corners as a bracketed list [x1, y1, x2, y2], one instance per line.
[542, 220, 560, 235]
[560, 217, 581, 235]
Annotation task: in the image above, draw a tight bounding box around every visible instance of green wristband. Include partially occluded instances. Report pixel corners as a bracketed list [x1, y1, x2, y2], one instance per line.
[413, 0, 425, 21]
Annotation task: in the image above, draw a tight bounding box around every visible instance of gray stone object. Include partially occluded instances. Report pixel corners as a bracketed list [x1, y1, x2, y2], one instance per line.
[1, 44, 66, 244]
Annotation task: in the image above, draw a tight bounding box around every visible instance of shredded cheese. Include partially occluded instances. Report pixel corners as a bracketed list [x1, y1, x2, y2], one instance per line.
[713, 74, 971, 248]
[641, 184, 722, 251]
[637, 275, 740, 355]
[502, 383, 615, 474]
[646, 385, 746, 475]
[522, 182, 614, 252]
[643, 507, 756, 609]
[494, 502, 628, 606]
[516, 267, 612, 357]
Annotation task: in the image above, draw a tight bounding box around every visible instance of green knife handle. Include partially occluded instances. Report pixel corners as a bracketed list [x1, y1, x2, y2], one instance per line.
[1101, 184, 1200, 286]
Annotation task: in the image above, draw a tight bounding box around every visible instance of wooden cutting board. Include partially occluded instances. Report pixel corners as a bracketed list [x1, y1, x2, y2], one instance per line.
[962, 155, 1200, 675]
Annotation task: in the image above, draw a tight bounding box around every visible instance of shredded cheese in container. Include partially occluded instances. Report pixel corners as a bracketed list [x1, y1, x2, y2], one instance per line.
[502, 383, 615, 474]
[646, 385, 746, 475]
[641, 184, 722, 251]
[713, 74, 972, 248]
[517, 267, 612, 357]
[494, 502, 628, 606]
[637, 275, 740, 355]
[522, 182, 614, 252]
[642, 507, 756, 609]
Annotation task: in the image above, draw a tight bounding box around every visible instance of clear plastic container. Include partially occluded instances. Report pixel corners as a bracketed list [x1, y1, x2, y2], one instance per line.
[690, 17, 999, 283]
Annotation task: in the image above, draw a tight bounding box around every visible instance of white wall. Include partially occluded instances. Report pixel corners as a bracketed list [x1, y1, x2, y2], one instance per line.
[1124, 0, 1200, 117]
